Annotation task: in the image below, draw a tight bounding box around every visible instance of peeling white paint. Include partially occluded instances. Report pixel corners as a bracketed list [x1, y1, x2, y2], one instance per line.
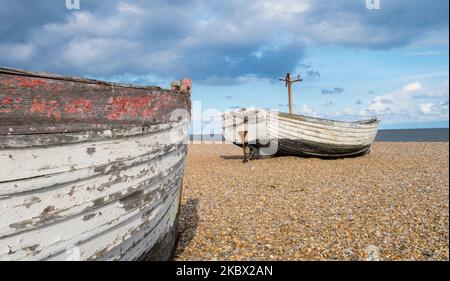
[0, 119, 188, 260]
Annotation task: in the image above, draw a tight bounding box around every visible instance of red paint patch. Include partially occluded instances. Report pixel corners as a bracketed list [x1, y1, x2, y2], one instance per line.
[14, 98, 23, 109]
[29, 98, 61, 119]
[2, 97, 13, 105]
[29, 98, 46, 113]
[65, 98, 93, 115]
[107, 96, 153, 120]
[17, 77, 48, 88]
[1, 96, 23, 112]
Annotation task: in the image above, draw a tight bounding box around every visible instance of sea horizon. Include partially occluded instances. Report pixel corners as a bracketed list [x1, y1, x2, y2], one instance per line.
[190, 128, 450, 142]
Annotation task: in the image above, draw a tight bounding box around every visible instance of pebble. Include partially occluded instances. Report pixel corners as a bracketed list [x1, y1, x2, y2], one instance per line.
[365, 245, 381, 261]
[174, 142, 449, 261]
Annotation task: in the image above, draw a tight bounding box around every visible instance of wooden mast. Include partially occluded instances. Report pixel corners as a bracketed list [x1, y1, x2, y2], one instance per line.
[279, 73, 302, 114]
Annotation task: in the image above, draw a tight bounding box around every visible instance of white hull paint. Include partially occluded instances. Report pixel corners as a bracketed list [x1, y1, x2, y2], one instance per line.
[0, 120, 188, 261]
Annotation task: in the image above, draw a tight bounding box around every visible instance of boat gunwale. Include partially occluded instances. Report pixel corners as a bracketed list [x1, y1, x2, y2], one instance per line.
[0, 68, 191, 136]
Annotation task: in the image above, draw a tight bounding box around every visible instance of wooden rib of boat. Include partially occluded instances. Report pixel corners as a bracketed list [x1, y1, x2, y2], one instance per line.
[222, 109, 379, 158]
[0, 67, 191, 260]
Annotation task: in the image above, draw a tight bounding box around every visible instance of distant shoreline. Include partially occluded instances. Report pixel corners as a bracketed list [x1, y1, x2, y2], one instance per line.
[190, 128, 449, 142]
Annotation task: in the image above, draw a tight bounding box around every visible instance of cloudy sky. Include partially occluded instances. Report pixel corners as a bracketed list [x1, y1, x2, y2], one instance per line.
[0, 0, 448, 131]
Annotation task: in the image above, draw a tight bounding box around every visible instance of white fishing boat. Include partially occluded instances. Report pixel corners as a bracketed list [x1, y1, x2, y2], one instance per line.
[223, 109, 379, 158]
[222, 73, 379, 159]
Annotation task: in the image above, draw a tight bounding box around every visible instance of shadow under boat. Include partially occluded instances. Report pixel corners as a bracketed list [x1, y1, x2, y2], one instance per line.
[171, 198, 199, 260]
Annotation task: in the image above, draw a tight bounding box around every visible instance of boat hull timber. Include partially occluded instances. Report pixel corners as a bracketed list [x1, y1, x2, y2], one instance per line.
[0, 67, 191, 260]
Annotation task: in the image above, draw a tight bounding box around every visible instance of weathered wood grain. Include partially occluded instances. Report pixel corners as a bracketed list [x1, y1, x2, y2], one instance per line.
[0, 67, 190, 134]
[0, 145, 186, 237]
[0, 122, 177, 148]
[0, 122, 187, 182]
[0, 67, 191, 260]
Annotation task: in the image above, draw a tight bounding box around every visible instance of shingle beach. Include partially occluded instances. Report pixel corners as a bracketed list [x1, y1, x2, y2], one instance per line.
[174, 142, 449, 261]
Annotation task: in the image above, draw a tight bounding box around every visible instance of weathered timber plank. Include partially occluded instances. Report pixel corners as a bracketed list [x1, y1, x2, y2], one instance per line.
[0, 122, 187, 182]
[0, 146, 185, 237]
[277, 111, 378, 128]
[45, 187, 181, 261]
[0, 143, 183, 197]
[266, 125, 376, 145]
[0, 121, 186, 148]
[0, 71, 190, 135]
[0, 165, 183, 260]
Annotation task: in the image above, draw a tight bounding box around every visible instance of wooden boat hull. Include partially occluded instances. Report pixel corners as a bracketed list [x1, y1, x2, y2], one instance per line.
[222, 109, 379, 158]
[0, 67, 191, 260]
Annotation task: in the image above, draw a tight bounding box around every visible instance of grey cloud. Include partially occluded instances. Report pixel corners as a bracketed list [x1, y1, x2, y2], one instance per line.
[304, 70, 321, 81]
[299, 63, 313, 69]
[372, 97, 393, 104]
[1, 0, 307, 83]
[321, 87, 344, 94]
[0, 0, 448, 82]
[0, 0, 68, 41]
[356, 100, 363, 105]
[302, 0, 449, 48]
